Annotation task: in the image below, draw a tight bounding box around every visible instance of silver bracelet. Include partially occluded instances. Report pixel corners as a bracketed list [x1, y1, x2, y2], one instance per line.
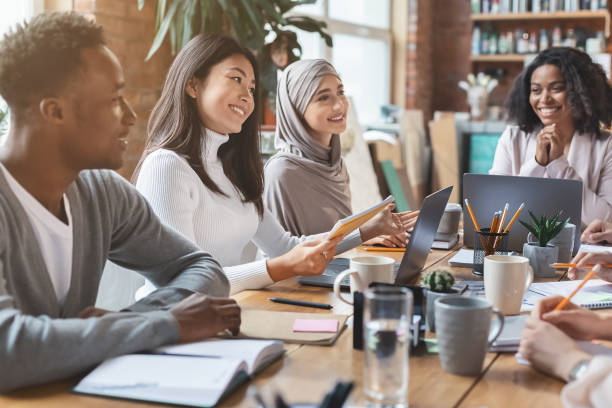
[568, 359, 591, 382]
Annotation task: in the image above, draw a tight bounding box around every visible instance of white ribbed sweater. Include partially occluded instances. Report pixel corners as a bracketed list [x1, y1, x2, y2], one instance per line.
[136, 129, 361, 295]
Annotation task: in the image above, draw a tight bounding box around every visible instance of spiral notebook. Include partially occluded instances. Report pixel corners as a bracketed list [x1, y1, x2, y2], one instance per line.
[525, 279, 612, 310]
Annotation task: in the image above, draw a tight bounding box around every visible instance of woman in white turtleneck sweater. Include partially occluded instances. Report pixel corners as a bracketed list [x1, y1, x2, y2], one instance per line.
[132, 34, 411, 297]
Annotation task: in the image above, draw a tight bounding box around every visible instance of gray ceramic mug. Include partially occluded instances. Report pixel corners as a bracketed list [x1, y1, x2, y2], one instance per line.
[435, 296, 504, 376]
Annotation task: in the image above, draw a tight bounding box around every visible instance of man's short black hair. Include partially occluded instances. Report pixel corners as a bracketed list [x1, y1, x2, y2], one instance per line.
[0, 12, 105, 112]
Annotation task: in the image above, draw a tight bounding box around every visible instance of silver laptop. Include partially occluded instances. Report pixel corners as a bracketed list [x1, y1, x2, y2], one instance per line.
[463, 173, 582, 253]
[298, 186, 453, 289]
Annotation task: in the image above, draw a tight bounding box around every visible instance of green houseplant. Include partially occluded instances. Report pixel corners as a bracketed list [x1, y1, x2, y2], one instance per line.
[422, 269, 457, 333]
[137, 0, 332, 115]
[520, 211, 569, 277]
[0, 104, 8, 140]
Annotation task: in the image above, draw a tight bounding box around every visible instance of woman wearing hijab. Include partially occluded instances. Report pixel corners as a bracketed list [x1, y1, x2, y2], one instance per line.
[131, 35, 408, 297]
[264, 59, 418, 247]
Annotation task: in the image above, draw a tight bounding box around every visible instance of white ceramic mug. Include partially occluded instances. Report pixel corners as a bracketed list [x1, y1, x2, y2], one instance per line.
[333, 256, 395, 305]
[484, 255, 534, 315]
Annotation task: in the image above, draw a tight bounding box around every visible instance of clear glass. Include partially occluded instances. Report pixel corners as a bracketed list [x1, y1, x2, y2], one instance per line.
[364, 287, 412, 408]
[329, 0, 390, 28]
[331, 34, 390, 124]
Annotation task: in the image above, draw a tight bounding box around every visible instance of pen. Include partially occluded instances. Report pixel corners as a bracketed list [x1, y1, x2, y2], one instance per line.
[364, 247, 406, 252]
[269, 297, 333, 310]
[553, 264, 601, 311]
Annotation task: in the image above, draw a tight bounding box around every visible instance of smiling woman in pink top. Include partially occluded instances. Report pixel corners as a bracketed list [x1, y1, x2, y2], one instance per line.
[489, 47, 612, 227]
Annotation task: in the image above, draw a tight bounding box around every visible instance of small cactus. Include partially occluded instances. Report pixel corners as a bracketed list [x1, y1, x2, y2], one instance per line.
[422, 269, 455, 293]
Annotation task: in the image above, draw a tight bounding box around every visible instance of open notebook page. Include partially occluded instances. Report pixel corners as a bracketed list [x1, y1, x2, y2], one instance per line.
[74, 354, 246, 407]
[156, 339, 283, 375]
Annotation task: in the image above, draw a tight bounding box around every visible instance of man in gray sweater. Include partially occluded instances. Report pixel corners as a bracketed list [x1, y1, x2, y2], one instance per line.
[0, 12, 241, 392]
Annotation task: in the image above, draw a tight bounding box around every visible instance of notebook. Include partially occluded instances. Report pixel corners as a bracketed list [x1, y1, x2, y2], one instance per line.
[523, 279, 612, 311]
[328, 195, 394, 239]
[448, 248, 475, 268]
[489, 314, 528, 352]
[73, 339, 284, 407]
[231, 309, 349, 345]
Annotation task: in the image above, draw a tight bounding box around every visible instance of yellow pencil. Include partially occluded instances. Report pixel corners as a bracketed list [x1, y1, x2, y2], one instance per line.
[464, 199, 481, 231]
[503, 202, 525, 234]
[364, 247, 406, 252]
[553, 265, 601, 311]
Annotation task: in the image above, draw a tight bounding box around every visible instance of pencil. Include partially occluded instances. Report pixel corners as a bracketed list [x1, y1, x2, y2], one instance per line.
[553, 264, 601, 311]
[464, 199, 481, 231]
[486, 211, 501, 254]
[364, 247, 406, 252]
[551, 263, 612, 268]
[493, 203, 509, 250]
[502, 202, 525, 234]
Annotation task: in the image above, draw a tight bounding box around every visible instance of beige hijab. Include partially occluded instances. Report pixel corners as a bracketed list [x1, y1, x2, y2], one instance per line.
[264, 59, 351, 236]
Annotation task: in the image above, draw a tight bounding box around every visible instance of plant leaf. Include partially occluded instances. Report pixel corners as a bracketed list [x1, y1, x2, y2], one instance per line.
[181, 0, 197, 49]
[240, 0, 267, 41]
[254, 0, 286, 24]
[519, 220, 539, 239]
[146, 0, 179, 60]
[217, 0, 248, 45]
[155, 0, 167, 31]
[138, 0, 146, 11]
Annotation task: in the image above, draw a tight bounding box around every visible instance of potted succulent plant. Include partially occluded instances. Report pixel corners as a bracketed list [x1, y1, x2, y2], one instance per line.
[520, 211, 569, 277]
[423, 269, 458, 333]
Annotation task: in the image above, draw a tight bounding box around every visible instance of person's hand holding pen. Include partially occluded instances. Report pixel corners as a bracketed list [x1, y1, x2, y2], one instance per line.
[532, 295, 607, 341]
[568, 251, 612, 282]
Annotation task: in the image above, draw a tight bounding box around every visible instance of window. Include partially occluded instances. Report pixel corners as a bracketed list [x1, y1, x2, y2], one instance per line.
[292, 0, 391, 124]
[0, 0, 36, 141]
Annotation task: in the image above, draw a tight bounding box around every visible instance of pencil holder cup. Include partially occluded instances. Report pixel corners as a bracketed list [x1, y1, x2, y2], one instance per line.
[473, 228, 508, 276]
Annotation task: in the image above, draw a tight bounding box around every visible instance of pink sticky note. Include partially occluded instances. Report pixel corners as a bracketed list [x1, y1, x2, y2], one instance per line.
[293, 319, 339, 333]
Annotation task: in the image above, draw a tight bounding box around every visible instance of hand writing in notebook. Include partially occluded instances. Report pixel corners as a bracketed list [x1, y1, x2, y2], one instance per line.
[534, 295, 607, 341]
[171, 294, 241, 342]
[568, 252, 612, 282]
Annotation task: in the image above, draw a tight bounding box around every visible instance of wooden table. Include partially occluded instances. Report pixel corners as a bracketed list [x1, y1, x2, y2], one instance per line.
[0, 245, 570, 408]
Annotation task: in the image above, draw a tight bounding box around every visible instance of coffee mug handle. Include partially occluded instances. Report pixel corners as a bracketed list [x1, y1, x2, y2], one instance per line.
[524, 265, 534, 292]
[333, 269, 359, 305]
[487, 310, 505, 346]
[527, 232, 536, 244]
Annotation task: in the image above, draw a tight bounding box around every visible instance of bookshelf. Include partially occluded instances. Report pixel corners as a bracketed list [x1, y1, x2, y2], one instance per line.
[471, 10, 610, 37]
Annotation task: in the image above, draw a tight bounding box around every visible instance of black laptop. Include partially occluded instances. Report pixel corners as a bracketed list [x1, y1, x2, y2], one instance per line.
[298, 186, 453, 289]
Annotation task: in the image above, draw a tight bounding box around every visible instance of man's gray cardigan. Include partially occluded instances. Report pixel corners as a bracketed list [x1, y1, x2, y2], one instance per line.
[0, 169, 229, 392]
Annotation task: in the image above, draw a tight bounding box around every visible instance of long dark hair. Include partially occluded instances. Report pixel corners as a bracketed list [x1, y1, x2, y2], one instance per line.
[134, 34, 264, 216]
[506, 47, 612, 137]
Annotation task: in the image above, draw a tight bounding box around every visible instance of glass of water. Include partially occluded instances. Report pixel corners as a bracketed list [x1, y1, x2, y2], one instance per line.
[363, 286, 412, 407]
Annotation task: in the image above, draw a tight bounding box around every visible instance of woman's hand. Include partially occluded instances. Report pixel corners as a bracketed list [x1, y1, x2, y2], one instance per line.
[582, 219, 612, 244]
[363, 232, 409, 248]
[359, 205, 419, 243]
[266, 235, 343, 281]
[568, 251, 612, 282]
[535, 295, 608, 341]
[535, 124, 568, 165]
[518, 315, 591, 381]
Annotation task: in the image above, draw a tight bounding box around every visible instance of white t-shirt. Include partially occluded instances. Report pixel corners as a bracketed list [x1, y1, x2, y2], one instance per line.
[0, 164, 73, 304]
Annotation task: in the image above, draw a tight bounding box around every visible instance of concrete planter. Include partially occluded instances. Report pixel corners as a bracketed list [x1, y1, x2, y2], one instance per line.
[522, 243, 559, 278]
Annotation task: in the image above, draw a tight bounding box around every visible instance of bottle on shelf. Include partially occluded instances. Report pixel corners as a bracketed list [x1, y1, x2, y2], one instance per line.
[552, 26, 563, 47]
[539, 28, 550, 51]
[528, 30, 539, 53]
[564, 28, 577, 48]
[472, 25, 481, 55]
